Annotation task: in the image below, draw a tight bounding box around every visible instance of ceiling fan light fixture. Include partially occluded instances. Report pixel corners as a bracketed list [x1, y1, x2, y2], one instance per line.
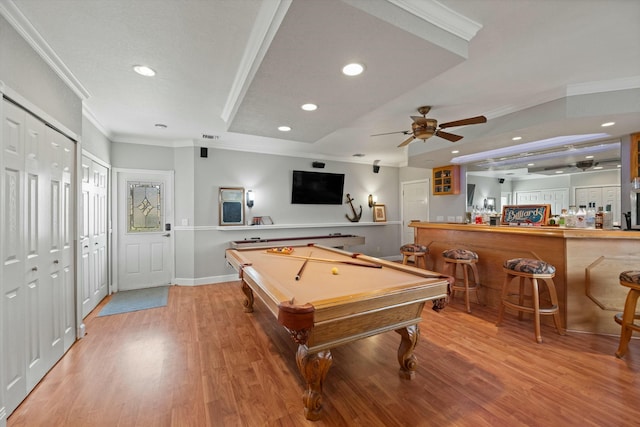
[413, 119, 437, 139]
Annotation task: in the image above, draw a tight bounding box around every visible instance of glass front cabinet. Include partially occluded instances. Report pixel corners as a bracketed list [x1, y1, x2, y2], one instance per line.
[433, 165, 460, 195]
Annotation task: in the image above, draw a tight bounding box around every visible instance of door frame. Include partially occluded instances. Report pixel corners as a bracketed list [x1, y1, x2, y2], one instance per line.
[80, 150, 111, 318]
[111, 168, 175, 293]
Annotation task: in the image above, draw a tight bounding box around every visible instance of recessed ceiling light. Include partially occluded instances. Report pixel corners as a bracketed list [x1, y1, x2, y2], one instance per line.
[451, 150, 459, 154]
[342, 63, 364, 76]
[133, 65, 156, 77]
[555, 170, 564, 174]
[154, 123, 167, 128]
[593, 166, 603, 170]
[301, 103, 318, 111]
[617, 164, 622, 168]
[601, 121, 615, 127]
[585, 155, 594, 159]
[278, 126, 291, 132]
[527, 163, 535, 166]
[512, 136, 522, 141]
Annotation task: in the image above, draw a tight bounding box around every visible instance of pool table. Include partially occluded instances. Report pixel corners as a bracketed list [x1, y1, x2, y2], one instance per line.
[225, 244, 450, 420]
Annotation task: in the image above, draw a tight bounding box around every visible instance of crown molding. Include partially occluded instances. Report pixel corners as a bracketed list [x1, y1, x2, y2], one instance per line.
[387, 0, 482, 41]
[0, 0, 90, 100]
[220, 0, 292, 125]
[566, 76, 640, 97]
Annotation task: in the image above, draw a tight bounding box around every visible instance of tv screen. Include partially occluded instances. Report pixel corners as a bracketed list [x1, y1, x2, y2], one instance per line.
[291, 170, 345, 205]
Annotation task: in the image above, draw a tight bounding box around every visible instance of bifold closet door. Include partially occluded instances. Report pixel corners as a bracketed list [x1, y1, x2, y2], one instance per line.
[1, 99, 76, 415]
[81, 156, 108, 318]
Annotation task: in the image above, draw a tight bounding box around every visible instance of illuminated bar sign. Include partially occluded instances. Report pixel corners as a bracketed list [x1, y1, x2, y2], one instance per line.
[501, 204, 551, 226]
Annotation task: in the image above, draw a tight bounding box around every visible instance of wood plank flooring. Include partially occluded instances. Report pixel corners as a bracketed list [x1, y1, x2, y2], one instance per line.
[7, 282, 640, 426]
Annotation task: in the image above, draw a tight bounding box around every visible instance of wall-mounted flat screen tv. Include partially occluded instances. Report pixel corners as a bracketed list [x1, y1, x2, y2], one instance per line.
[291, 170, 345, 205]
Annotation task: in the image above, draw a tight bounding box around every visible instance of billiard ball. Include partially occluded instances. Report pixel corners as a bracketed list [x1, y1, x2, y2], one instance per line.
[331, 267, 339, 275]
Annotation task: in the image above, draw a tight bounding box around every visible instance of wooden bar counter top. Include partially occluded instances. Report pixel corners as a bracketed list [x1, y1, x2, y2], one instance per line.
[410, 222, 640, 335]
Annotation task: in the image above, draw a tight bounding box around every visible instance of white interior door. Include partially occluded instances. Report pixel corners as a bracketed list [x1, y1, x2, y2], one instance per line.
[401, 180, 429, 246]
[2, 99, 76, 415]
[80, 156, 109, 317]
[116, 170, 173, 291]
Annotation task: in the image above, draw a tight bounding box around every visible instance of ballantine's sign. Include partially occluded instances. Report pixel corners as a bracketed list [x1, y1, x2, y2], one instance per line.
[501, 204, 551, 226]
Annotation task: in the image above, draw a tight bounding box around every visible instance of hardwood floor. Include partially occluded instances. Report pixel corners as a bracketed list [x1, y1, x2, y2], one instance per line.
[7, 282, 639, 426]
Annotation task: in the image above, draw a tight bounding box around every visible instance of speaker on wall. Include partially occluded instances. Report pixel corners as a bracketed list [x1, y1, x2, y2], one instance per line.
[312, 161, 325, 168]
[200, 147, 208, 158]
[498, 178, 505, 184]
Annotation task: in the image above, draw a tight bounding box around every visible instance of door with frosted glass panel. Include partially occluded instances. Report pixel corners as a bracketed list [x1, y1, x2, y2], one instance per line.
[116, 170, 173, 290]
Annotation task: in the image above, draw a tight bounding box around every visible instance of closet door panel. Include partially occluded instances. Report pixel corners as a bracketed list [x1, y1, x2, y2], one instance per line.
[2, 101, 26, 414]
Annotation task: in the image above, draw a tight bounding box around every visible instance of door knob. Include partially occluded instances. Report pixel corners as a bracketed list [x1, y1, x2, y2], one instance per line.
[31, 266, 38, 272]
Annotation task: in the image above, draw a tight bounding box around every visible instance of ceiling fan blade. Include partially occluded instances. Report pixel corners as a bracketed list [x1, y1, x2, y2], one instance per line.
[410, 116, 429, 125]
[370, 130, 410, 137]
[439, 115, 487, 129]
[435, 130, 463, 142]
[398, 135, 415, 147]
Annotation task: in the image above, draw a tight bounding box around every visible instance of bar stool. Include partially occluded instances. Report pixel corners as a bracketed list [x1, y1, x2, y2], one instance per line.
[400, 244, 429, 269]
[497, 258, 564, 343]
[442, 249, 480, 313]
[614, 271, 640, 358]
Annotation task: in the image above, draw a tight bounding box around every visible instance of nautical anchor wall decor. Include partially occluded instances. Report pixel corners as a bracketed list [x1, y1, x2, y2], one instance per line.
[344, 193, 362, 222]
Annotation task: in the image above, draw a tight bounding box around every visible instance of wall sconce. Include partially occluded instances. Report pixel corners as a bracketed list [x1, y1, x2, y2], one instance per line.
[246, 190, 254, 208]
[368, 194, 377, 208]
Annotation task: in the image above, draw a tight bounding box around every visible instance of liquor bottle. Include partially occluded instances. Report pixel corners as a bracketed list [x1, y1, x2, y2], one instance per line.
[566, 206, 577, 228]
[586, 203, 596, 228]
[559, 208, 567, 228]
[595, 206, 604, 229]
[575, 205, 587, 228]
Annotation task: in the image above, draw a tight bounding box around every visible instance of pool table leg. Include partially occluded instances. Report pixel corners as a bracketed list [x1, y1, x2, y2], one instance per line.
[296, 345, 333, 421]
[241, 282, 254, 313]
[396, 324, 419, 380]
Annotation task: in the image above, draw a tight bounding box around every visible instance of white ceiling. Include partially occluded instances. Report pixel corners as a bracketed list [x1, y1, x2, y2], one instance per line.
[2, 0, 639, 176]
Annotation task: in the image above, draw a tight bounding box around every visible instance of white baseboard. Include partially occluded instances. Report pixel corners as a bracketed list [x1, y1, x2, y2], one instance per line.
[173, 274, 239, 286]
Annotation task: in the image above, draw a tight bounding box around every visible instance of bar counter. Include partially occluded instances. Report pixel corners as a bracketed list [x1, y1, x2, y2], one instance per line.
[410, 222, 640, 335]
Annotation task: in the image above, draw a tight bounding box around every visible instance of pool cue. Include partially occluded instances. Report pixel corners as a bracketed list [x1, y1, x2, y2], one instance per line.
[295, 251, 312, 281]
[269, 252, 382, 269]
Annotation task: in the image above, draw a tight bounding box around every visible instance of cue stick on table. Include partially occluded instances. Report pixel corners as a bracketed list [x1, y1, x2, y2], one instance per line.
[268, 251, 382, 269]
[295, 251, 312, 281]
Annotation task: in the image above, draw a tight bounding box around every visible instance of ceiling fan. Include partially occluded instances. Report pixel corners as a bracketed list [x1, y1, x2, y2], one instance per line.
[530, 158, 620, 173]
[372, 106, 487, 147]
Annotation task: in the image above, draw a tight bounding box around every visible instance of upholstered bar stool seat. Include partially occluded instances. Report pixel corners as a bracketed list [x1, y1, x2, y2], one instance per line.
[497, 258, 564, 343]
[614, 270, 640, 358]
[400, 244, 429, 269]
[442, 249, 480, 313]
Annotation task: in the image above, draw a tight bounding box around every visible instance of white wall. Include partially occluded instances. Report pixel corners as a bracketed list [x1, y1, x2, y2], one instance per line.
[0, 15, 81, 136]
[81, 116, 111, 163]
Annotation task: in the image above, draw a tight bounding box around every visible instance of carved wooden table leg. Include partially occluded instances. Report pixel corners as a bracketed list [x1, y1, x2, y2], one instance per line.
[396, 324, 419, 380]
[296, 345, 333, 421]
[241, 281, 254, 313]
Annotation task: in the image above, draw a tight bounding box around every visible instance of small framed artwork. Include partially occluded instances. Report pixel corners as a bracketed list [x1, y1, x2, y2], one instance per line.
[373, 204, 387, 222]
[219, 187, 245, 226]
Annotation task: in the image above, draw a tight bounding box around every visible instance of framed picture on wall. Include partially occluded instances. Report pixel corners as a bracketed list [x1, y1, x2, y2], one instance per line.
[373, 204, 387, 222]
[219, 187, 245, 226]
